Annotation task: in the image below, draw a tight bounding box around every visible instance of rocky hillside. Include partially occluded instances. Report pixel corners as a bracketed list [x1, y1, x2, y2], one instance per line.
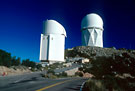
[65, 46, 135, 59]
[0, 66, 31, 76]
[65, 46, 135, 90]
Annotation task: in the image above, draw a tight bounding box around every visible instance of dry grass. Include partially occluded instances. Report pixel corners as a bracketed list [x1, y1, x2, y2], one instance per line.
[83, 79, 106, 91]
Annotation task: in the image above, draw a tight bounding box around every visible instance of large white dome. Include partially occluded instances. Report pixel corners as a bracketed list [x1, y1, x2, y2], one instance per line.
[43, 20, 66, 36]
[81, 13, 103, 30]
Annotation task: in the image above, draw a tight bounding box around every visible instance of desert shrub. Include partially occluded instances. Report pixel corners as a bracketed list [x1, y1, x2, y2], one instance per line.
[91, 53, 96, 56]
[0, 50, 12, 67]
[83, 68, 91, 73]
[31, 68, 36, 72]
[11, 56, 21, 66]
[89, 56, 115, 79]
[103, 75, 122, 91]
[61, 72, 67, 77]
[83, 77, 124, 91]
[47, 69, 55, 75]
[41, 74, 57, 79]
[22, 59, 36, 68]
[79, 67, 83, 71]
[83, 79, 105, 91]
[75, 72, 83, 77]
[55, 72, 68, 77]
[49, 75, 57, 79]
[83, 75, 135, 91]
[118, 48, 127, 50]
[36, 64, 42, 70]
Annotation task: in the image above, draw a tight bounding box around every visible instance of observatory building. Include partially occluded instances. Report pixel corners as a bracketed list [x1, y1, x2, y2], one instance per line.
[81, 13, 104, 47]
[39, 20, 66, 62]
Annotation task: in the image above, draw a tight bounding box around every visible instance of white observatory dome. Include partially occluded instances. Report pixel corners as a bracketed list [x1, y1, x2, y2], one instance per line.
[81, 13, 103, 30]
[43, 20, 66, 36]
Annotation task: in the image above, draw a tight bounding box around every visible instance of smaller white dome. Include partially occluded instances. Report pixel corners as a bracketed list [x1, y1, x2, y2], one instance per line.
[81, 13, 103, 30]
[43, 20, 66, 36]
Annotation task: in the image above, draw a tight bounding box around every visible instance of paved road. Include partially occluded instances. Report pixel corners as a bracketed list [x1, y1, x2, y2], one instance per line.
[0, 71, 46, 87]
[0, 72, 87, 91]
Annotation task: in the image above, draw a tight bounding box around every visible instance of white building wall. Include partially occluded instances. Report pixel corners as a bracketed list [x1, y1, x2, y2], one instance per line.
[95, 29, 103, 47]
[39, 34, 65, 62]
[48, 34, 65, 61]
[82, 28, 103, 47]
[65, 68, 78, 76]
[39, 34, 48, 60]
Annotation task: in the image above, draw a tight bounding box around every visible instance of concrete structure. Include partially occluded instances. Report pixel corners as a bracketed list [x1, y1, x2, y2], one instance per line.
[36, 62, 48, 67]
[65, 67, 78, 76]
[80, 58, 89, 64]
[54, 64, 81, 76]
[39, 20, 66, 62]
[63, 63, 72, 67]
[81, 13, 104, 47]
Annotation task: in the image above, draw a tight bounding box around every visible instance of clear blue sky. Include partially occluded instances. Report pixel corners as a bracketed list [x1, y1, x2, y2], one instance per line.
[0, 0, 135, 62]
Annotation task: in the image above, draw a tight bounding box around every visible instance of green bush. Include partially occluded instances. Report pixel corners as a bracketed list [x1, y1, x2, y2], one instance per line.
[49, 75, 57, 79]
[47, 69, 55, 75]
[0, 49, 12, 67]
[83, 79, 105, 91]
[83, 77, 125, 91]
[0, 49, 37, 68]
[11, 56, 21, 66]
[41, 74, 57, 79]
[36, 64, 42, 70]
[79, 67, 83, 71]
[55, 72, 68, 77]
[75, 72, 83, 77]
[61, 72, 67, 77]
[89, 56, 114, 79]
[22, 59, 36, 68]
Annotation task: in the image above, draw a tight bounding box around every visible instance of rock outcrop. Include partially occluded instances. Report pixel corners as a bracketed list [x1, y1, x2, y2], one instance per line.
[65, 46, 135, 59]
